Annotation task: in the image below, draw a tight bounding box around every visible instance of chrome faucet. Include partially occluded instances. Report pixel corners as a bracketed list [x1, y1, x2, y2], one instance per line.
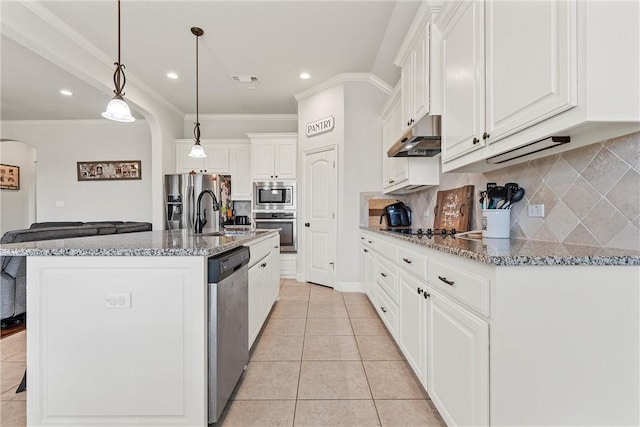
[195, 190, 220, 234]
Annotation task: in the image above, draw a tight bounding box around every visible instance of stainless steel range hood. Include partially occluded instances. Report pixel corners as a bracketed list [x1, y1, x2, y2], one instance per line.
[387, 115, 441, 158]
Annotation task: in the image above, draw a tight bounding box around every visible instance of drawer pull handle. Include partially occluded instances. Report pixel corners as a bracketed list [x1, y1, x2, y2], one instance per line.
[438, 276, 454, 286]
[361, 237, 365, 240]
[368, 240, 373, 244]
[380, 306, 387, 313]
[402, 257, 412, 264]
[423, 292, 430, 299]
[261, 262, 267, 268]
[380, 272, 387, 278]
[363, 249, 369, 253]
[417, 287, 423, 294]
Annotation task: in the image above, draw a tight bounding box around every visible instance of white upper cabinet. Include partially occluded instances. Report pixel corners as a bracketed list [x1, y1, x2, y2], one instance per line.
[436, 0, 639, 172]
[229, 144, 251, 200]
[440, 0, 486, 162]
[401, 24, 431, 131]
[248, 133, 297, 180]
[380, 85, 439, 194]
[175, 140, 230, 174]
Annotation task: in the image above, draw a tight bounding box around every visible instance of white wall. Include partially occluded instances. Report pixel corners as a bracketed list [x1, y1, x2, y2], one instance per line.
[1, 120, 152, 223]
[296, 77, 388, 290]
[0, 140, 37, 235]
[184, 115, 297, 139]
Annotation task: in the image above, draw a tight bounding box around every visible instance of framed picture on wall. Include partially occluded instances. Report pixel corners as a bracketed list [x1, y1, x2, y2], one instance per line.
[77, 160, 141, 181]
[0, 164, 20, 190]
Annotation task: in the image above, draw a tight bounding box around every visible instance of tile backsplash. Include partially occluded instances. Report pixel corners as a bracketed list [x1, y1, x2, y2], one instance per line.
[402, 131, 639, 250]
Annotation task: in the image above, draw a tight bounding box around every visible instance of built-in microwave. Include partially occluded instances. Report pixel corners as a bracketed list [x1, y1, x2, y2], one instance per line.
[253, 182, 296, 211]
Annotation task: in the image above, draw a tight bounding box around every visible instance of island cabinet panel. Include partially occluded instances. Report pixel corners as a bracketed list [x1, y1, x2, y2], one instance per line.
[26, 256, 208, 426]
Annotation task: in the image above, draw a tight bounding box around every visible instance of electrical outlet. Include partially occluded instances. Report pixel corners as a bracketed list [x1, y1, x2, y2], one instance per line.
[105, 293, 131, 309]
[528, 204, 545, 218]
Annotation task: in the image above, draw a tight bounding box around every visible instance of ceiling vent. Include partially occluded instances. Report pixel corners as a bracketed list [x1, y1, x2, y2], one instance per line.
[231, 75, 258, 83]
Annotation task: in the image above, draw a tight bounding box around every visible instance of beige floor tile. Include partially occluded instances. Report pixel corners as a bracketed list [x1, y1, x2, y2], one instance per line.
[270, 301, 308, 319]
[0, 332, 26, 362]
[308, 292, 345, 303]
[302, 336, 360, 361]
[305, 318, 353, 336]
[1, 400, 26, 427]
[363, 361, 426, 399]
[298, 361, 371, 400]
[261, 318, 307, 336]
[343, 292, 371, 306]
[308, 284, 337, 295]
[307, 302, 348, 318]
[356, 335, 404, 361]
[375, 399, 446, 427]
[278, 288, 311, 301]
[350, 317, 389, 336]
[0, 362, 26, 394]
[251, 335, 304, 361]
[294, 400, 380, 427]
[220, 399, 295, 426]
[234, 361, 300, 400]
[346, 303, 378, 318]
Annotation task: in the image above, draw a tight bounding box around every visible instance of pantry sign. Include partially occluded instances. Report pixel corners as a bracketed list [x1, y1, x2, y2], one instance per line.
[306, 116, 335, 137]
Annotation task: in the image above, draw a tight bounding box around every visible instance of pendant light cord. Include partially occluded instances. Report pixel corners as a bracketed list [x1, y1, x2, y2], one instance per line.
[111, 0, 126, 98]
[193, 28, 201, 143]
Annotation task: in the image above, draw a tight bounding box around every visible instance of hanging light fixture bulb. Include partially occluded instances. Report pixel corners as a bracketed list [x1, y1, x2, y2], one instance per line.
[102, 0, 135, 122]
[188, 27, 207, 158]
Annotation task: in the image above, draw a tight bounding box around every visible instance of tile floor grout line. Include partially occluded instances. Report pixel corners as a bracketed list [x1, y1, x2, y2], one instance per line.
[291, 284, 311, 427]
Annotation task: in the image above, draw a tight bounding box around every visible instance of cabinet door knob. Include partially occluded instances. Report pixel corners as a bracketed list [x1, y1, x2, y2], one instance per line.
[275, 175, 278, 178]
[380, 272, 387, 278]
[417, 287, 423, 294]
[402, 257, 412, 264]
[380, 306, 387, 313]
[483, 132, 490, 140]
[472, 137, 480, 145]
[363, 249, 369, 253]
[423, 292, 430, 299]
[304, 222, 310, 227]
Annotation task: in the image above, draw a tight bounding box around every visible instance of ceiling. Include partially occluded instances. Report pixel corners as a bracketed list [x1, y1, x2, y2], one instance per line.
[1, 1, 421, 121]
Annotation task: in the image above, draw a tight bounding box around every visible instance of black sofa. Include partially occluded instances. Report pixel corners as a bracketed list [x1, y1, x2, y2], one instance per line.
[1, 221, 152, 324]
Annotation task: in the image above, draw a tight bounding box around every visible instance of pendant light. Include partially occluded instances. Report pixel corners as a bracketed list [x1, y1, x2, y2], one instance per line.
[188, 27, 207, 158]
[102, 0, 135, 122]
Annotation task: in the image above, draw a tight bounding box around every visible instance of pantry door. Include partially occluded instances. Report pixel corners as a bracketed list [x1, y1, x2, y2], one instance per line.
[303, 147, 337, 287]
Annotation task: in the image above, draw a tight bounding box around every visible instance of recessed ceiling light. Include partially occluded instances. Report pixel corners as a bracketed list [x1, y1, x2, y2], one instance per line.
[300, 72, 311, 80]
[166, 72, 178, 80]
[59, 89, 73, 96]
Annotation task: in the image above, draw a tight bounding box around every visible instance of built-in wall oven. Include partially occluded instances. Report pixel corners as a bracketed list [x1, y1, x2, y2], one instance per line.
[254, 182, 295, 211]
[253, 211, 297, 253]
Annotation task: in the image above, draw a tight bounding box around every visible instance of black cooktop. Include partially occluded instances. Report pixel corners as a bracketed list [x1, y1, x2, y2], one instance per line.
[382, 228, 457, 236]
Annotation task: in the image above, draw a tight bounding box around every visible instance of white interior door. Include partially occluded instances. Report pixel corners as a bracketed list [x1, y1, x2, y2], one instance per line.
[304, 147, 337, 287]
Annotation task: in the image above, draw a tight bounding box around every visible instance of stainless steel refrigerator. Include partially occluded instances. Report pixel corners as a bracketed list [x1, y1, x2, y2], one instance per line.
[164, 174, 232, 232]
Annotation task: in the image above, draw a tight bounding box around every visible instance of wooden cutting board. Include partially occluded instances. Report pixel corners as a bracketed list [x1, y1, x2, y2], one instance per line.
[433, 185, 474, 232]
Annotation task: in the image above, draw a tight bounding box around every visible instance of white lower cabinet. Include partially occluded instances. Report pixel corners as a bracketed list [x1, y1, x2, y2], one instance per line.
[398, 271, 428, 384]
[247, 234, 280, 348]
[360, 244, 376, 302]
[428, 288, 489, 427]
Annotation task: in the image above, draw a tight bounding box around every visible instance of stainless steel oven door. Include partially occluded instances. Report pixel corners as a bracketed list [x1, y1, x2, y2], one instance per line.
[253, 212, 297, 253]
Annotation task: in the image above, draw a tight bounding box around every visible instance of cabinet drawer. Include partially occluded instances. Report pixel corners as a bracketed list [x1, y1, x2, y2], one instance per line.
[360, 233, 376, 250]
[397, 245, 427, 280]
[427, 258, 490, 317]
[375, 237, 398, 262]
[248, 237, 272, 269]
[376, 283, 398, 338]
[376, 256, 398, 303]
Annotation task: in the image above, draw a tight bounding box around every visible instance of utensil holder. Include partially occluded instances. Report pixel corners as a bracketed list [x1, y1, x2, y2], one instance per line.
[482, 209, 511, 239]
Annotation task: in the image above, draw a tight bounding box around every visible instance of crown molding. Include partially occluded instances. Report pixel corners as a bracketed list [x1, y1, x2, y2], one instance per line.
[183, 114, 298, 122]
[294, 73, 393, 101]
[1, 119, 147, 126]
[6, 1, 184, 118]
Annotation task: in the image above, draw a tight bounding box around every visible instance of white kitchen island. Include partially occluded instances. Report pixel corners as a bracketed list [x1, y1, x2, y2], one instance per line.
[0, 229, 279, 427]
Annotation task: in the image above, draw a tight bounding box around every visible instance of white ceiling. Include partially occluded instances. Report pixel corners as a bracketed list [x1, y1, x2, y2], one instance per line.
[1, 1, 421, 120]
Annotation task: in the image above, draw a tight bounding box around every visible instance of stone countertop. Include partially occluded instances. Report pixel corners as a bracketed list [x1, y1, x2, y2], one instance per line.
[0, 229, 278, 257]
[362, 226, 640, 266]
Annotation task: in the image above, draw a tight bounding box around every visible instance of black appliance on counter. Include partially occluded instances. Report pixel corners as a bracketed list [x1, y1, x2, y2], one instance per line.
[380, 202, 412, 227]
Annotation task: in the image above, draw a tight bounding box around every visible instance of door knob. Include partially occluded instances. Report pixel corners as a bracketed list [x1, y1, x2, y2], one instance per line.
[304, 222, 310, 227]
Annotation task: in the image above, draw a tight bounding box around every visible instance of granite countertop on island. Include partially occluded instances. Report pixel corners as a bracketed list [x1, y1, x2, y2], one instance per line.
[0, 229, 278, 257]
[362, 226, 640, 266]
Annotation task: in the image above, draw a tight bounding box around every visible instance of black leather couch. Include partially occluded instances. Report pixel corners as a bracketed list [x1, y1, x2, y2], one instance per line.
[1, 221, 152, 324]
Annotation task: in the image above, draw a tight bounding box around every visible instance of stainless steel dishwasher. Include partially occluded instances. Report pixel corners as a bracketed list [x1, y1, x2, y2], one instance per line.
[207, 246, 250, 423]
